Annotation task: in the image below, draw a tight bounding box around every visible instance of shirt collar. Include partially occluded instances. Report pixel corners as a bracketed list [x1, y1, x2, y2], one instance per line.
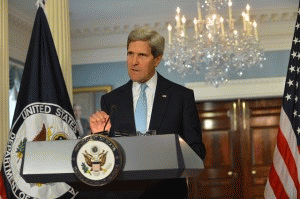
[132, 71, 157, 90]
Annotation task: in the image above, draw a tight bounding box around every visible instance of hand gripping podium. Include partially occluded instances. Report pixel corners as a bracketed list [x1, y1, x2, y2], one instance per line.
[21, 134, 204, 186]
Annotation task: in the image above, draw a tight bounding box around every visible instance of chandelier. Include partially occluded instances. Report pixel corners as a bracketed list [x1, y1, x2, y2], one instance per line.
[164, 0, 266, 87]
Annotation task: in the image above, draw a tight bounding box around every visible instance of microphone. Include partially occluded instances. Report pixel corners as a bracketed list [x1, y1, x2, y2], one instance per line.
[102, 105, 117, 137]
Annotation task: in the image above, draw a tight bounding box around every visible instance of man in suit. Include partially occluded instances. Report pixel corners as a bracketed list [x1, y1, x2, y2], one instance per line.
[89, 27, 205, 198]
[73, 104, 90, 138]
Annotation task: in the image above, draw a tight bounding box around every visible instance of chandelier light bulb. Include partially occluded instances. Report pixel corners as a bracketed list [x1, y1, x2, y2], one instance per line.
[197, 2, 202, 21]
[253, 21, 257, 27]
[245, 14, 251, 35]
[208, 33, 212, 39]
[246, 4, 250, 11]
[193, 18, 198, 25]
[194, 18, 198, 37]
[181, 15, 186, 24]
[220, 17, 225, 36]
[175, 7, 181, 29]
[181, 15, 186, 37]
[242, 12, 247, 31]
[168, 24, 172, 45]
[228, 0, 233, 28]
[212, 14, 217, 20]
[245, 15, 249, 22]
[180, 30, 185, 37]
[253, 21, 259, 41]
[246, 4, 250, 17]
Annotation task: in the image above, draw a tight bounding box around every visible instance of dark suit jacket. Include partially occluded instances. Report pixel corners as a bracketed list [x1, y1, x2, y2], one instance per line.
[101, 73, 205, 160]
[79, 118, 90, 138]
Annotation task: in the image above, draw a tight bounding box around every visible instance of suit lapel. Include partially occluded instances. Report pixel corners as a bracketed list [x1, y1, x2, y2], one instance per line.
[149, 74, 172, 132]
[120, 74, 172, 133]
[118, 81, 136, 132]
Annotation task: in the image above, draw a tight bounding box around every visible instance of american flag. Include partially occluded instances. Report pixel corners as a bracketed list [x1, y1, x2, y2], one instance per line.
[264, 3, 300, 199]
[0, 171, 7, 199]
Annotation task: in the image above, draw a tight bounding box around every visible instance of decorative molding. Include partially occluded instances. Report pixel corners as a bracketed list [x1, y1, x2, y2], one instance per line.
[8, 13, 32, 32]
[185, 77, 285, 101]
[8, 5, 298, 40]
[8, 6, 33, 32]
[73, 85, 112, 94]
[70, 7, 298, 39]
[8, 5, 298, 64]
[72, 46, 127, 65]
[70, 6, 297, 64]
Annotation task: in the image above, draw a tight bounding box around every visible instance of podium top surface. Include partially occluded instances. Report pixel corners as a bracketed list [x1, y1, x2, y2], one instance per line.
[21, 134, 204, 182]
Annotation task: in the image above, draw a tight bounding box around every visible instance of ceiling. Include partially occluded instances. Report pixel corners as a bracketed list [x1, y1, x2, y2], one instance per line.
[7, 0, 300, 64]
[9, 0, 300, 29]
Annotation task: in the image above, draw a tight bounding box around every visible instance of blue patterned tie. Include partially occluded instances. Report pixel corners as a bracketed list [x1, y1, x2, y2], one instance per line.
[135, 83, 148, 133]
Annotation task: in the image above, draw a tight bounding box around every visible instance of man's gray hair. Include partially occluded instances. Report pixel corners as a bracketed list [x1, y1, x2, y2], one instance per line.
[127, 27, 165, 58]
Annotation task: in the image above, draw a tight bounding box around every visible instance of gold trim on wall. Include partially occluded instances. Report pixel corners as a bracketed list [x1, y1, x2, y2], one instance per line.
[72, 85, 112, 122]
[73, 85, 112, 94]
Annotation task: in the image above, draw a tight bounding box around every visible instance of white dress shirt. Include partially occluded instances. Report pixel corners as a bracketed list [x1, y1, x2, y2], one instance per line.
[132, 72, 157, 130]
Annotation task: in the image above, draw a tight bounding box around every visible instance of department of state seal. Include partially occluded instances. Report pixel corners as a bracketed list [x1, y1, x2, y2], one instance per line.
[72, 134, 124, 186]
[4, 102, 78, 199]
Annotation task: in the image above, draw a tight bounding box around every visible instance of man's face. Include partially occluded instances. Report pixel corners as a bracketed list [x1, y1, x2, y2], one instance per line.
[74, 106, 82, 119]
[127, 41, 162, 83]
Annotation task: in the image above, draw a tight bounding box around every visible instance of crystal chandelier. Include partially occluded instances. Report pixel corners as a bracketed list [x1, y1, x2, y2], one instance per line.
[164, 0, 266, 87]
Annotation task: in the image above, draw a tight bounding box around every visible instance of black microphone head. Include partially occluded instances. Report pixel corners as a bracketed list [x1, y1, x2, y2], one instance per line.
[111, 105, 117, 114]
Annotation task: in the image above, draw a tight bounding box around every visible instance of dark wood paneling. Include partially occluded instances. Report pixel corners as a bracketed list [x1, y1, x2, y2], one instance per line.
[189, 100, 240, 198]
[247, 98, 282, 198]
[188, 98, 282, 199]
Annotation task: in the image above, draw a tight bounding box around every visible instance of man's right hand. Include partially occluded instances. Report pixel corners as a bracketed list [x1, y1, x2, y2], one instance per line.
[89, 111, 111, 134]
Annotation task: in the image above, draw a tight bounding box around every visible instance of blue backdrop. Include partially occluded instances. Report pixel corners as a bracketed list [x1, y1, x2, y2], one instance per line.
[73, 50, 290, 90]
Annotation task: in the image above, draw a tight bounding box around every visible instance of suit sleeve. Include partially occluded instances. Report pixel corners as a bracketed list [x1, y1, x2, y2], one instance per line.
[100, 94, 110, 114]
[181, 89, 206, 160]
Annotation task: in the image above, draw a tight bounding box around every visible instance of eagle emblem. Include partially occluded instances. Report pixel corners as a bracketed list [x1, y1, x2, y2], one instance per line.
[82, 147, 109, 176]
[72, 135, 124, 186]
